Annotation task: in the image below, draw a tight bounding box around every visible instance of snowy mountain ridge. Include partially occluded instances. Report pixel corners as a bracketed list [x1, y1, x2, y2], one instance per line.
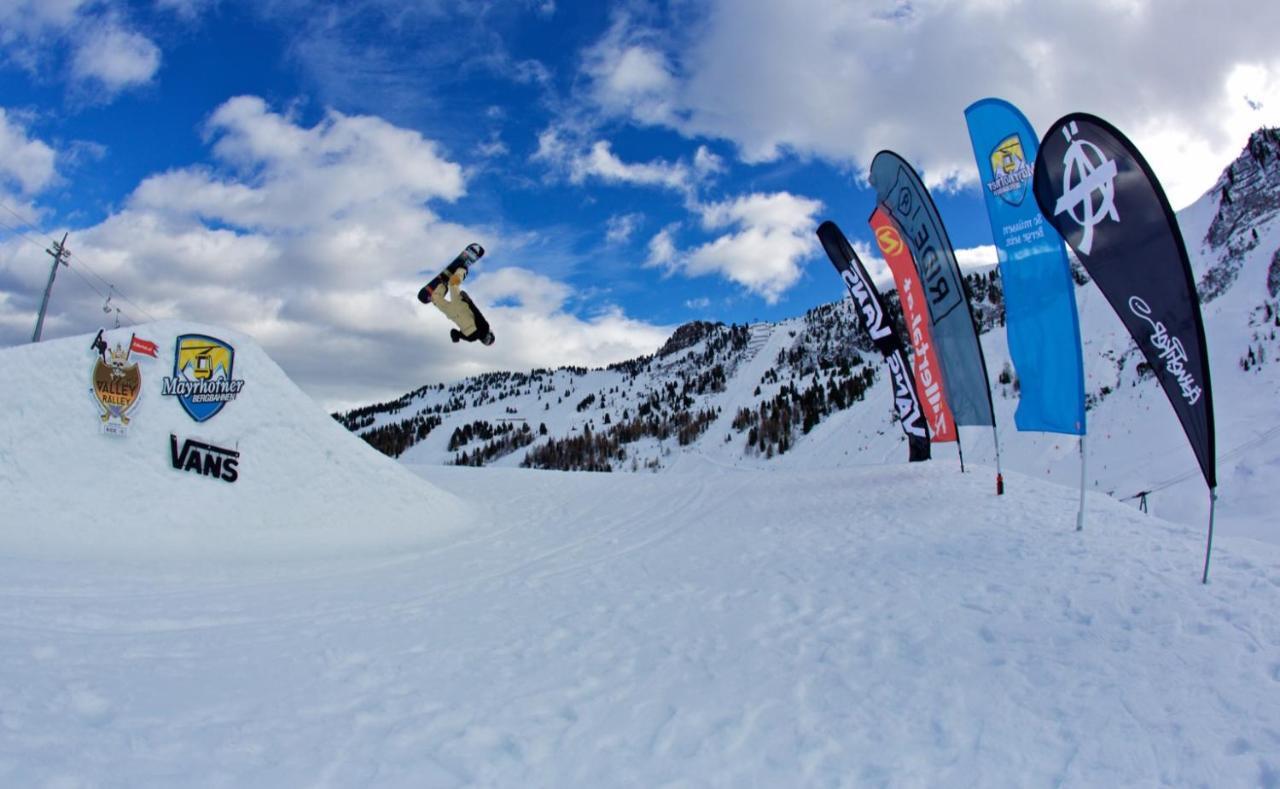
[339, 128, 1280, 544]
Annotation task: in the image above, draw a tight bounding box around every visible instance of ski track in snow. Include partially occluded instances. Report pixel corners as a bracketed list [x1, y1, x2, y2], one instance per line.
[3, 464, 1280, 787]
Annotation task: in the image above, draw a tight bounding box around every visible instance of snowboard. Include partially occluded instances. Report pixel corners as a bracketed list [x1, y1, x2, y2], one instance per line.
[418, 243, 484, 303]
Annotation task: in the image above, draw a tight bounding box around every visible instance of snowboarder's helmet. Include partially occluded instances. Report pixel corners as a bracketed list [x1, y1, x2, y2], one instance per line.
[466, 243, 485, 261]
[482, 331, 495, 346]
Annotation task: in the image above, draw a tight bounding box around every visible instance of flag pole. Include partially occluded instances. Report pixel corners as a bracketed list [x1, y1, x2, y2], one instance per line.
[956, 430, 966, 473]
[1201, 487, 1218, 584]
[993, 425, 1005, 495]
[1076, 435, 1087, 531]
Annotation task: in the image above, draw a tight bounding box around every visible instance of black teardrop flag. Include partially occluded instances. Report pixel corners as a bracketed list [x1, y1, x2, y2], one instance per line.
[1033, 113, 1215, 491]
[818, 220, 931, 462]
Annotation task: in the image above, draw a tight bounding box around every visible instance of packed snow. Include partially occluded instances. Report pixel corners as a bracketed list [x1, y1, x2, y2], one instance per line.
[0, 322, 468, 562]
[2, 325, 1280, 786]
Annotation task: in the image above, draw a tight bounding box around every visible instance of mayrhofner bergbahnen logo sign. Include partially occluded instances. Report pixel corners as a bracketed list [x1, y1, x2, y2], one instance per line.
[162, 334, 246, 422]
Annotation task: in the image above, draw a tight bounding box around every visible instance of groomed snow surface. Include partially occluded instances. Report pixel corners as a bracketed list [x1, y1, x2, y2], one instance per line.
[3, 326, 1280, 786]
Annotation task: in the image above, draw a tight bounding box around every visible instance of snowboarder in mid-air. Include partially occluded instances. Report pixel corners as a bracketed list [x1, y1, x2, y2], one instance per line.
[417, 243, 495, 346]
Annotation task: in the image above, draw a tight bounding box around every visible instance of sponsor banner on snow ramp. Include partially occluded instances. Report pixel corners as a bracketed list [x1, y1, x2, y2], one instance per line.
[88, 328, 158, 436]
[162, 334, 246, 423]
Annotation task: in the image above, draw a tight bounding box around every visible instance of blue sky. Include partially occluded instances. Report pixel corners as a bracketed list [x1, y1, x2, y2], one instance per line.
[2, 0, 1277, 408]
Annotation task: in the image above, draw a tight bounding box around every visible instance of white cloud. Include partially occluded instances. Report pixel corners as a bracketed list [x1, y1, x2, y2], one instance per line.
[155, 0, 215, 20]
[582, 15, 677, 126]
[0, 97, 673, 408]
[954, 244, 998, 272]
[459, 266, 672, 378]
[0, 108, 57, 195]
[475, 134, 509, 158]
[684, 297, 711, 310]
[70, 26, 160, 92]
[572, 140, 690, 192]
[645, 224, 679, 270]
[693, 145, 725, 177]
[605, 213, 642, 245]
[580, 0, 1280, 209]
[653, 192, 824, 304]
[533, 128, 570, 164]
[851, 239, 893, 291]
[535, 131, 725, 205]
[131, 96, 466, 235]
[0, 0, 88, 40]
[0, 1, 161, 99]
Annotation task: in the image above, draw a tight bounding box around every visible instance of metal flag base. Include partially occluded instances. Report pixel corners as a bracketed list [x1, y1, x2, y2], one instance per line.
[1076, 435, 1087, 532]
[1201, 487, 1218, 584]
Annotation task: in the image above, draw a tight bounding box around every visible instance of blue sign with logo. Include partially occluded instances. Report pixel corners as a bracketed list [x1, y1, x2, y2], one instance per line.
[161, 333, 246, 422]
[965, 98, 1086, 436]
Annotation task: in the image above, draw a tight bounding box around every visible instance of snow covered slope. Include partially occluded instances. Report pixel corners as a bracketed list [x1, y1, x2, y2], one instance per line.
[0, 321, 466, 560]
[2, 241, 1278, 784]
[2, 463, 1278, 786]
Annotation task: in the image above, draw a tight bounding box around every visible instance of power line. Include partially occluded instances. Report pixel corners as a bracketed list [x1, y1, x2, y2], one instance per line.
[0, 220, 146, 328]
[0, 198, 159, 325]
[0, 214, 52, 254]
[0, 201, 56, 245]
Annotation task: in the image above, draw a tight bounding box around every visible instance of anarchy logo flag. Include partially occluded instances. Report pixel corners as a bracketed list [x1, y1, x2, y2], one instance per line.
[1033, 113, 1215, 489]
[817, 220, 931, 462]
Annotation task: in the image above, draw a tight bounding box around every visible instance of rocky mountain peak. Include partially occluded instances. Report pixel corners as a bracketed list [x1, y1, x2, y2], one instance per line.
[1199, 127, 1280, 301]
[656, 320, 723, 358]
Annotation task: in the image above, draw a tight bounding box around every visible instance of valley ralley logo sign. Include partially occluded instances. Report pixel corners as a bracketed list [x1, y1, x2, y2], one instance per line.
[89, 329, 159, 436]
[162, 334, 246, 422]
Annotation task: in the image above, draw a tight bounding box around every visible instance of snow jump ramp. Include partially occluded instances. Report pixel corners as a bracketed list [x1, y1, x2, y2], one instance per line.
[0, 321, 468, 561]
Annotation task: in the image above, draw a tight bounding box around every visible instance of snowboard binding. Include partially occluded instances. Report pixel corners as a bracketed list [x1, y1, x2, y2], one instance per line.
[418, 243, 485, 303]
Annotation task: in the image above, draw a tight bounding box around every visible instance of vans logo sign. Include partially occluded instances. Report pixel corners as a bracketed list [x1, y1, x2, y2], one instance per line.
[170, 434, 240, 483]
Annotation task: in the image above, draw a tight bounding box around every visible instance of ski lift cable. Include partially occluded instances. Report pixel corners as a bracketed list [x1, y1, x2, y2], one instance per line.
[1120, 422, 1280, 500]
[61, 247, 159, 322]
[1, 219, 142, 326]
[62, 264, 144, 327]
[0, 214, 136, 321]
[0, 197, 121, 295]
